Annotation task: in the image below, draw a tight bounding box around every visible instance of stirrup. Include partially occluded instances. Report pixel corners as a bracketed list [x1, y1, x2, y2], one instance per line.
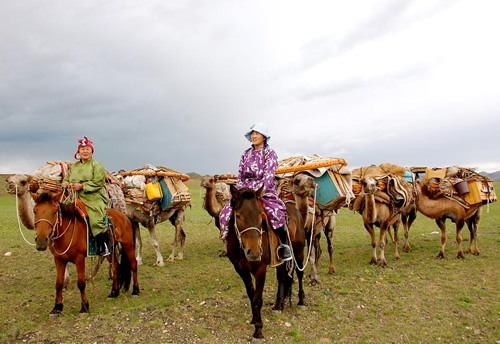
[100, 243, 111, 257]
[277, 244, 292, 261]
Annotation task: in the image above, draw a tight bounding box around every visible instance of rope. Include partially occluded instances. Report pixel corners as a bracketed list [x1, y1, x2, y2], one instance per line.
[14, 184, 35, 246]
[289, 183, 317, 273]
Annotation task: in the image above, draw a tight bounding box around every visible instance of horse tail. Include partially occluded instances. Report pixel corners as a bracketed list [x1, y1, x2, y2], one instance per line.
[118, 247, 132, 292]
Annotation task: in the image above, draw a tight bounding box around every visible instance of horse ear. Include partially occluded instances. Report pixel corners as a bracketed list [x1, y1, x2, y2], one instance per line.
[53, 191, 64, 203]
[30, 192, 39, 202]
[256, 185, 265, 198]
[230, 184, 238, 199]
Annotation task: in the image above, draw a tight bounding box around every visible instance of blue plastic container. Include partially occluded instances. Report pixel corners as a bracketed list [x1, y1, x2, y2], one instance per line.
[314, 172, 342, 208]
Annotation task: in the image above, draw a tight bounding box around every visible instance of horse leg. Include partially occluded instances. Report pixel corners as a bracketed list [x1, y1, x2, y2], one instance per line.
[378, 224, 388, 267]
[363, 222, 378, 265]
[295, 244, 306, 307]
[252, 268, 266, 339]
[108, 250, 120, 298]
[273, 265, 287, 311]
[50, 259, 68, 315]
[436, 219, 447, 259]
[122, 237, 140, 296]
[325, 215, 336, 274]
[455, 219, 465, 259]
[74, 257, 89, 313]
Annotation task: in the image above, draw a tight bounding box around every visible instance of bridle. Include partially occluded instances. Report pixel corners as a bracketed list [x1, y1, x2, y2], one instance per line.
[34, 202, 76, 255]
[233, 218, 263, 250]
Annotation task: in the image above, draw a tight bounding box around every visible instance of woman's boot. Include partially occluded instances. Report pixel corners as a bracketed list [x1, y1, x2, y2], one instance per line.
[274, 226, 292, 261]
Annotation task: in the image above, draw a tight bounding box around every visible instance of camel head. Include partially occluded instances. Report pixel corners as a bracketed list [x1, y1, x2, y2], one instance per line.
[292, 173, 316, 197]
[200, 175, 215, 189]
[362, 177, 378, 195]
[5, 174, 31, 195]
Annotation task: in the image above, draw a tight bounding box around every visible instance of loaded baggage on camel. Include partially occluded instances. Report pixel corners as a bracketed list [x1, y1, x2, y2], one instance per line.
[117, 164, 191, 219]
[412, 165, 497, 207]
[276, 154, 354, 211]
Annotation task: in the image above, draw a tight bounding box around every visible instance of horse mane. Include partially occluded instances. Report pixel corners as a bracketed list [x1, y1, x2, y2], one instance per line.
[36, 191, 78, 217]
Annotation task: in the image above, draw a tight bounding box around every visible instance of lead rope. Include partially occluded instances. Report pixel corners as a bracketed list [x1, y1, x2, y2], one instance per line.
[288, 183, 317, 273]
[15, 184, 36, 246]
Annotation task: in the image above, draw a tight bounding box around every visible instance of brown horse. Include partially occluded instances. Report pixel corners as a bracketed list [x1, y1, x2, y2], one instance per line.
[31, 190, 140, 315]
[226, 186, 305, 339]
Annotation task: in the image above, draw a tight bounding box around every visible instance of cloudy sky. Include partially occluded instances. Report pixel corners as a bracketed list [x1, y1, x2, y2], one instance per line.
[1, 0, 499, 176]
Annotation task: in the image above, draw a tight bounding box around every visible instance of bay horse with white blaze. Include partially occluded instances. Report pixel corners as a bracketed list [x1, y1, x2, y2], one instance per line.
[31, 190, 140, 315]
[226, 186, 305, 339]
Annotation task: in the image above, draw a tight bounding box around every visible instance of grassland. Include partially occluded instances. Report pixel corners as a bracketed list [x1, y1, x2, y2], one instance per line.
[0, 176, 499, 343]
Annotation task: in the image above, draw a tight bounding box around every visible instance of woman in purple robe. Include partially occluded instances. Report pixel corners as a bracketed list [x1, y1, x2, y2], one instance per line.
[219, 123, 291, 261]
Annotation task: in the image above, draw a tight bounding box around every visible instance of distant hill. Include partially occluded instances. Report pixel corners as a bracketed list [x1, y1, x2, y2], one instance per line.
[479, 171, 500, 181]
[187, 172, 202, 179]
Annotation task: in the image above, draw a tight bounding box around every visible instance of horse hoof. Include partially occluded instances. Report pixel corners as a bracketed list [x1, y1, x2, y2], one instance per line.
[252, 337, 264, 342]
[108, 291, 119, 298]
[49, 313, 60, 319]
[297, 305, 307, 310]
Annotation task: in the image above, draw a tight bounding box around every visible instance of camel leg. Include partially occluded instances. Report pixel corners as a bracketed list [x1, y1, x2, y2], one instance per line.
[146, 222, 164, 266]
[455, 219, 465, 259]
[307, 234, 319, 286]
[466, 208, 481, 255]
[134, 223, 144, 266]
[393, 221, 400, 260]
[167, 210, 186, 261]
[402, 209, 416, 253]
[63, 266, 71, 290]
[364, 222, 378, 265]
[325, 215, 336, 274]
[378, 225, 388, 267]
[436, 219, 447, 259]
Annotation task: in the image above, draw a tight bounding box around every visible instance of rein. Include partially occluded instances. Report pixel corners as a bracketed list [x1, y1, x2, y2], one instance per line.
[34, 195, 79, 256]
[14, 183, 35, 246]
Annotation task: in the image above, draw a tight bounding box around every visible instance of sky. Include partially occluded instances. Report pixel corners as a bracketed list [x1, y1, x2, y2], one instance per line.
[1, 0, 499, 176]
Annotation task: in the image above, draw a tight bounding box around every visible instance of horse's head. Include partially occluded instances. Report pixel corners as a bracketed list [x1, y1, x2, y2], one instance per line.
[230, 185, 265, 261]
[363, 177, 378, 194]
[31, 191, 63, 251]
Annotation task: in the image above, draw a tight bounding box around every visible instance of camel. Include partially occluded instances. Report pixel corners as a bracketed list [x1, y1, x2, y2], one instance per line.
[291, 173, 337, 285]
[352, 177, 403, 267]
[128, 204, 187, 266]
[200, 175, 231, 256]
[413, 178, 482, 258]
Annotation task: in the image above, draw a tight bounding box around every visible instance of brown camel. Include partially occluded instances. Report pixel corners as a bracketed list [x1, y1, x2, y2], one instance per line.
[413, 178, 482, 258]
[200, 175, 231, 255]
[352, 177, 402, 267]
[291, 173, 336, 284]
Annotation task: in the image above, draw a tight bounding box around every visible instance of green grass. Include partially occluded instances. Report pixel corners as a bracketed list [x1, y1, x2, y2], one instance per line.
[0, 175, 499, 343]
